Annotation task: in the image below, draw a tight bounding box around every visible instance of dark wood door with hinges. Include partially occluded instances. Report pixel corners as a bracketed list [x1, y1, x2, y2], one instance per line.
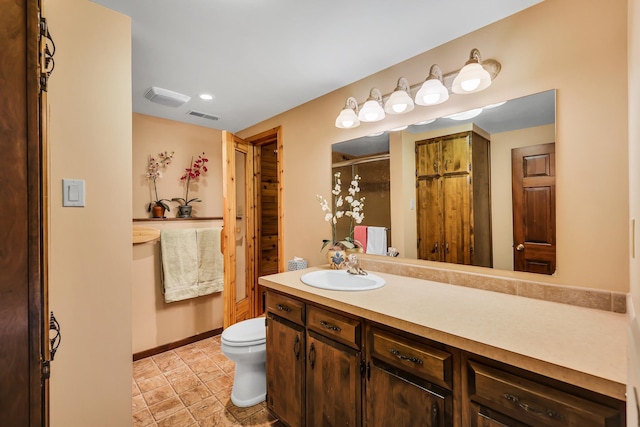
[1, 0, 48, 425]
[511, 143, 556, 274]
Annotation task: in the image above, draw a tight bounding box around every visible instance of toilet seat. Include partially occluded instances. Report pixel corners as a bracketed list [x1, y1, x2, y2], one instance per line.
[221, 317, 266, 347]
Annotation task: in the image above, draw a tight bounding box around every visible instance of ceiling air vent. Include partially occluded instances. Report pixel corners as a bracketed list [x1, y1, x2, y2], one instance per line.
[144, 86, 190, 108]
[187, 110, 219, 121]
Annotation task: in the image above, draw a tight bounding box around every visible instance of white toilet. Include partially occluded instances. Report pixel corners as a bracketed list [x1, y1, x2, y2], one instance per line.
[221, 317, 267, 407]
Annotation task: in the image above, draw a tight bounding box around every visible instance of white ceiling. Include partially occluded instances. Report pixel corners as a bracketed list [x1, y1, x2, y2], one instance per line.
[90, 0, 542, 132]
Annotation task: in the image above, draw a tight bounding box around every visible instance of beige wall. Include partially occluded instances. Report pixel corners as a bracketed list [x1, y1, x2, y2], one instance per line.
[132, 220, 224, 353]
[46, 0, 133, 425]
[239, 0, 630, 293]
[132, 114, 225, 353]
[132, 113, 223, 219]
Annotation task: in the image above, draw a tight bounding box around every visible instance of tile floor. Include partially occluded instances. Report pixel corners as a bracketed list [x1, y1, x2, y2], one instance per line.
[132, 335, 283, 427]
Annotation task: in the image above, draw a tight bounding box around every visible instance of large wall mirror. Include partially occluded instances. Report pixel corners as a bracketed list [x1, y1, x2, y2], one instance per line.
[331, 90, 556, 275]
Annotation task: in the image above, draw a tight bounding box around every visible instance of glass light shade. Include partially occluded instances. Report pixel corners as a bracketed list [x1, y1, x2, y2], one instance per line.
[415, 79, 449, 106]
[335, 107, 360, 128]
[444, 108, 483, 120]
[358, 100, 385, 122]
[384, 90, 415, 114]
[452, 62, 492, 94]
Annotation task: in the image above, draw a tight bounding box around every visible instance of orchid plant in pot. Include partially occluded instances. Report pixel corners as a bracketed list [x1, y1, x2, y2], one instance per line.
[146, 151, 174, 218]
[172, 152, 209, 218]
[316, 172, 365, 268]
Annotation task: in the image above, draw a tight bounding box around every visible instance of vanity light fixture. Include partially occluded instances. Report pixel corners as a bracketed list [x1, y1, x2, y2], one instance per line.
[452, 48, 493, 94]
[335, 97, 361, 129]
[384, 78, 415, 114]
[415, 64, 449, 106]
[389, 125, 408, 131]
[334, 47, 501, 129]
[358, 88, 385, 122]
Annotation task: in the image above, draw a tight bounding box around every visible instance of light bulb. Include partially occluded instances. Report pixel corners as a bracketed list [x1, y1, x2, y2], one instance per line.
[422, 93, 441, 105]
[392, 103, 407, 113]
[461, 78, 481, 92]
[341, 120, 354, 128]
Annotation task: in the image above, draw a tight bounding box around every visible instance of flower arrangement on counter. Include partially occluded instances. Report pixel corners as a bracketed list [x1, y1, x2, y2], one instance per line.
[316, 172, 365, 251]
[172, 152, 209, 206]
[146, 150, 174, 214]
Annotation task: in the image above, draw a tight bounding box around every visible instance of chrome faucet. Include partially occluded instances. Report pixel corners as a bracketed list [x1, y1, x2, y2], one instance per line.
[345, 254, 367, 275]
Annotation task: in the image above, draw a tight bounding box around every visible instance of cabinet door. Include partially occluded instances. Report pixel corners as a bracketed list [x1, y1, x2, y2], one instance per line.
[366, 363, 450, 427]
[306, 332, 361, 427]
[417, 177, 442, 261]
[416, 139, 441, 177]
[442, 175, 472, 265]
[266, 314, 305, 427]
[441, 133, 471, 175]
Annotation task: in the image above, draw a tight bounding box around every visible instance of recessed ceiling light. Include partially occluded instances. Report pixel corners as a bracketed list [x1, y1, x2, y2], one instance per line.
[199, 93, 214, 101]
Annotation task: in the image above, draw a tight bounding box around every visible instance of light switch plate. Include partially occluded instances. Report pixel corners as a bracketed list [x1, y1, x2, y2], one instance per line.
[62, 179, 85, 207]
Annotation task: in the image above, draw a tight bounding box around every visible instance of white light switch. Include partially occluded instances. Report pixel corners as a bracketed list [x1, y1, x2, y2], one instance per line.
[63, 179, 85, 207]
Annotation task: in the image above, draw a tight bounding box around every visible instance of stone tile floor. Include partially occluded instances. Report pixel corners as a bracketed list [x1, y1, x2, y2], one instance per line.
[133, 335, 283, 426]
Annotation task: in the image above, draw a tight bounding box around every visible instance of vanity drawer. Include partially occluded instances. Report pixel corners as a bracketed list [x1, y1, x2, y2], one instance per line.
[306, 305, 361, 350]
[468, 361, 623, 427]
[369, 327, 452, 390]
[266, 291, 305, 326]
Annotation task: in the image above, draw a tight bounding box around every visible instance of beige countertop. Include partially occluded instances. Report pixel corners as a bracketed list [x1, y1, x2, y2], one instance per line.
[259, 266, 628, 401]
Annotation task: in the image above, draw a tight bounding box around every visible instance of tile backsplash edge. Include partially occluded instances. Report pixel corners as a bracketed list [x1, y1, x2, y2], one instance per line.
[359, 258, 627, 314]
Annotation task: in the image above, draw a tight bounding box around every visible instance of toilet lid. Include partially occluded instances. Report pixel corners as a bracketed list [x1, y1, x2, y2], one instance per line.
[221, 317, 266, 346]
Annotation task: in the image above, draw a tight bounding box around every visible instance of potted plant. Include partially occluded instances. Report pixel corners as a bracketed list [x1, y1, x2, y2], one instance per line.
[172, 152, 209, 218]
[146, 151, 174, 218]
[316, 172, 365, 268]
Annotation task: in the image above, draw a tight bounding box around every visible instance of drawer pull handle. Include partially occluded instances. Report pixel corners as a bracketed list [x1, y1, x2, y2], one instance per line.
[293, 335, 300, 360]
[503, 394, 565, 420]
[319, 320, 341, 332]
[389, 348, 423, 365]
[309, 343, 316, 369]
[276, 304, 291, 312]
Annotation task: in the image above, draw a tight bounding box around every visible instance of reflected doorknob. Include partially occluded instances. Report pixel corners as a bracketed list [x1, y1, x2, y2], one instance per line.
[516, 243, 525, 251]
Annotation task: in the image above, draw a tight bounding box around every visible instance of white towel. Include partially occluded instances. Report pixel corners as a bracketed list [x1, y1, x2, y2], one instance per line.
[366, 226, 387, 255]
[161, 229, 199, 302]
[196, 227, 224, 296]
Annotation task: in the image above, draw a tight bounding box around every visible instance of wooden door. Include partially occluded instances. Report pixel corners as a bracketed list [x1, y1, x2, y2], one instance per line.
[246, 127, 283, 316]
[470, 403, 529, 427]
[306, 332, 361, 427]
[417, 178, 442, 260]
[266, 314, 305, 427]
[1, 0, 47, 425]
[416, 139, 441, 177]
[511, 143, 556, 274]
[442, 175, 472, 265]
[366, 363, 448, 426]
[222, 131, 256, 327]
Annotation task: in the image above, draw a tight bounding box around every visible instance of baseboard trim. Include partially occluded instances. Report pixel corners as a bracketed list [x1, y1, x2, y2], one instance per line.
[133, 328, 223, 361]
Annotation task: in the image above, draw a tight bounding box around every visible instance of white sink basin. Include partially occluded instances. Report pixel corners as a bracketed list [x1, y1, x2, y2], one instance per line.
[300, 270, 385, 291]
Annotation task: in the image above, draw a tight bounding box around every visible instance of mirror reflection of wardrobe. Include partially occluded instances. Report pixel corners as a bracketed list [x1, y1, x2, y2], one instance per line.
[331, 152, 391, 250]
[415, 128, 492, 267]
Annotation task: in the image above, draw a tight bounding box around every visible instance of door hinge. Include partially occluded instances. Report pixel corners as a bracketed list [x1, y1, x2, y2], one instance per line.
[39, 17, 55, 92]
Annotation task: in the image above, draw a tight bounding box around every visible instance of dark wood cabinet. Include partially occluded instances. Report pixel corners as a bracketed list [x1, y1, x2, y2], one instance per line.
[466, 359, 625, 427]
[306, 331, 361, 426]
[266, 290, 625, 427]
[266, 292, 306, 427]
[365, 324, 454, 427]
[416, 130, 492, 267]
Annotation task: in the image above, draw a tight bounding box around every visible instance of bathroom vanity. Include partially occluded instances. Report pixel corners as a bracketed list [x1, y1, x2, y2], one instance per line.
[259, 267, 626, 427]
